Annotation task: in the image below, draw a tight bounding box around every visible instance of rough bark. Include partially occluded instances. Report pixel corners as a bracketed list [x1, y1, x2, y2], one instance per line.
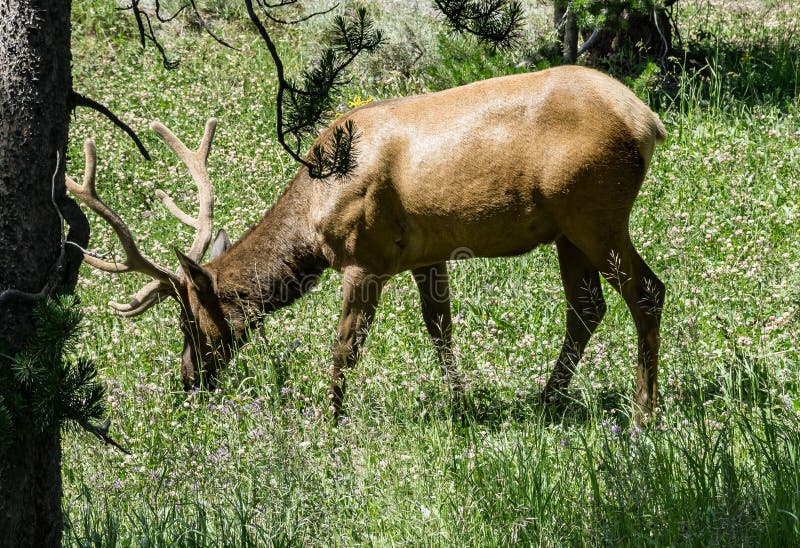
[562, 8, 578, 64]
[553, 1, 565, 45]
[0, 0, 84, 545]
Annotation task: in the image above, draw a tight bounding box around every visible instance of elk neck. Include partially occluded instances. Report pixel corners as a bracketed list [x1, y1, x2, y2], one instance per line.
[206, 178, 329, 319]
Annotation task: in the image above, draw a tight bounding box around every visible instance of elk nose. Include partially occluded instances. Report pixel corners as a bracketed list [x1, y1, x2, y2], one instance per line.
[180, 342, 198, 389]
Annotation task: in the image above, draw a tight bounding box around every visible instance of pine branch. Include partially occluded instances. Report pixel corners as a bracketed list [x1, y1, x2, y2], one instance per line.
[434, 0, 525, 49]
[1, 294, 117, 451]
[245, 1, 382, 179]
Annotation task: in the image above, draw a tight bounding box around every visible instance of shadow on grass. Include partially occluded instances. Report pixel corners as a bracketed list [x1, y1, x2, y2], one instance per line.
[583, 28, 799, 112]
[673, 349, 796, 413]
[413, 382, 633, 431]
[652, 36, 799, 111]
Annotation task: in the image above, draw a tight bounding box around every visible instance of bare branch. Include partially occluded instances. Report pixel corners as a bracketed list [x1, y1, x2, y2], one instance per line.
[142, 7, 181, 69]
[153, 0, 186, 23]
[186, 0, 240, 51]
[118, 0, 180, 68]
[120, 0, 239, 69]
[80, 417, 131, 455]
[69, 90, 151, 160]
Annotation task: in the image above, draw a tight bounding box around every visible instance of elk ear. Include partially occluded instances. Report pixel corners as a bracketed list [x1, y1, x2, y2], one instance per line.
[175, 249, 214, 297]
[210, 229, 232, 260]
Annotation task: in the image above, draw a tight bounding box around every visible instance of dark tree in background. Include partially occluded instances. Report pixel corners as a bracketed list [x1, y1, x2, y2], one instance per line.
[435, 0, 679, 65]
[574, 0, 678, 65]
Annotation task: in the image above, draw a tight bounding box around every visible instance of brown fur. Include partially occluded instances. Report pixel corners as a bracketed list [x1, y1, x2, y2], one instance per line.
[173, 66, 665, 419]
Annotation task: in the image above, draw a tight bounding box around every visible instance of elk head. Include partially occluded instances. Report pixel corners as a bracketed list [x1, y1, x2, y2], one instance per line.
[66, 119, 235, 388]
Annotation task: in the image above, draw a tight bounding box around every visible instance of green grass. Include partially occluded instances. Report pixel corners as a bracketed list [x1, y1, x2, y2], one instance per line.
[62, 1, 800, 545]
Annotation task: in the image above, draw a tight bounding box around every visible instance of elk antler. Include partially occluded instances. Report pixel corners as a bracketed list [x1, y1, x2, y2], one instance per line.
[66, 119, 218, 317]
[151, 118, 217, 263]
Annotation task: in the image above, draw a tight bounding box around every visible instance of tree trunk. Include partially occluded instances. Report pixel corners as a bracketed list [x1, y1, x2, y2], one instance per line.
[562, 9, 578, 64]
[553, 0, 577, 64]
[0, 0, 84, 545]
[553, 1, 566, 47]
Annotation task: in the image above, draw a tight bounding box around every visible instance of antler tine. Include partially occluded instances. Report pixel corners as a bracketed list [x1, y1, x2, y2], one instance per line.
[110, 280, 173, 317]
[150, 119, 217, 263]
[198, 118, 217, 163]
[81, 137, 97, 192]
[65, 139, 180, 284]
[154, 189, 198, 229]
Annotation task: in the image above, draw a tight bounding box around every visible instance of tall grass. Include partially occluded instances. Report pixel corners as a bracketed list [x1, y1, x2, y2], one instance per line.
[61, 0, 800, 545]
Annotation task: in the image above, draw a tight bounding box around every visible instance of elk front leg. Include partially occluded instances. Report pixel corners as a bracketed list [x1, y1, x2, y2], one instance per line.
[411, 263, 463, 397]
[542, 237, 607, 405]
[330, 268, 385, 416]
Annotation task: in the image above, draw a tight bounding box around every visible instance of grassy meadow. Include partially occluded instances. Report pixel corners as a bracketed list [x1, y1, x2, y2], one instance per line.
[62, 0, 800, 545]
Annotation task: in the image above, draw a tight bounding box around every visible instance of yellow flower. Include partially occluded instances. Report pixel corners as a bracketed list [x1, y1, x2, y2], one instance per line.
[347, 95, 374, 109]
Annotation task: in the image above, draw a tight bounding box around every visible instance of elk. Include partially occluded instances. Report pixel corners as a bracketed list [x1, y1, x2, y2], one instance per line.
[68, 66, 666, 417]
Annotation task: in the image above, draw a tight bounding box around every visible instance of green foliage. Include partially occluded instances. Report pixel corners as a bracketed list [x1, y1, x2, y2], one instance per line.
[0, 296, 106, 439]
[569, 0, 604, 29]
[425, 33, 527, 90]
[624, 60, 661, 100]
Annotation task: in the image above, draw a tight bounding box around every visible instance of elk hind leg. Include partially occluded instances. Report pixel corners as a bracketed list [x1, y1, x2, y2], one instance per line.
[576, 233, 664, 421]
[615, 246, 664, 419]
